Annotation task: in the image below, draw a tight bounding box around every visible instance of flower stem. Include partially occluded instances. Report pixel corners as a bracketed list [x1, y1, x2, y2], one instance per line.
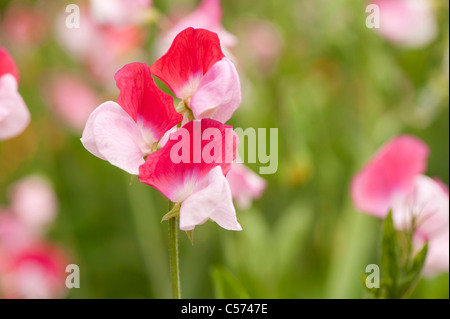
[168, 201, 181, 299]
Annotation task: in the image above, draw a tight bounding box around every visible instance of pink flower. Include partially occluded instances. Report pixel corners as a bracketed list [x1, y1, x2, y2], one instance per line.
[351, 135, 429, 218]
[9, 176, 58, 232]
[151, 28, 241, 123]
[226, 163, 267, 209]
[139, 119, 242, 231]
[0, 242, 69, 299]
[47, 74, 101, 132]
[55, 8, 145, 86]
[81, 63, 183, 174]
[0, 212, 32, 254]
[158, 0, 237, 54]
[0, 47, 30, 141]
[417, 228, 449, 277]
[391, 175, 449, 241]
[90, 0, 152, 26]
[370, 0, 437, 48]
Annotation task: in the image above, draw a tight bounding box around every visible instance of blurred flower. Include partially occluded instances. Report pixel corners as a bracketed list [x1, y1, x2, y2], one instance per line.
[351, 135, 449, 275]
[226, 163, 266, 209]
[370, 0, 437, 48]
[55, 7, 145, 86]
[47, 74, 101, 132]
[351, 135, 429, 218]
[90, 0, 152, 26]
[234, 19, 284, 74]
[151, 28, 241, 123]
[81, 63, 182, 174]
[139, 120, 241, 231]
[157, 0, 237, 55]
[9, 175, 58, 232]
[0, 242, 69, 299]
[0, 212, 32, 254]
[417, 228, 449, 277]
[1, 2, 48, 47]
[0, 47, 30, 141]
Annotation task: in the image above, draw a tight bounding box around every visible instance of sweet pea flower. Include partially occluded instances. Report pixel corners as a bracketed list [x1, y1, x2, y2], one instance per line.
[139, 119, 242, 231]
[9, 176, 58, 232]
[226, 163, 267, 209]
[0, 48, 30, 141]
[90, 0, 152, 26]
[151, 27, 241, 123]
[81, 63, 183, 174]
[351, 135, 429, 218]
[47, 74, 101, 132]
[0, 242, 69, 299]
[158, 0, 237, 55]
[351, 135, 449, 275]
[370, 0, 437, 48]
[0, 212, 32, 254]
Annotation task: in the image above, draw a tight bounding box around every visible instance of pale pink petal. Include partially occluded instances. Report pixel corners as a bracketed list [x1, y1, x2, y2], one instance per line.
[0, 212, 32, 253]
[351, 135, 429, 218]
[81, 101, 147, 175]
[226, 163, 267, 209]
[371, 0, 437, 48]
[190, 58, 241, 123]
[415, 228, 449, 277]
[0, 74, 30, 141]
[9, 176, 58, 231]
[392, 175, 449, 240]
[90, 0, 152, 26]
[180, 166, 242, 231]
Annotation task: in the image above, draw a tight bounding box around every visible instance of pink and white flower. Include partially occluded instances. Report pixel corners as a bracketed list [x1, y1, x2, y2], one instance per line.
[351, 135, 449, 275]
[226, 163, 267, 209]
[370, 0, 437, 48]
[0, 242, 69, 299]
[139, 119, 241, 231]
[151, 27, 241, 123]
[158, 0, 237, 54]
[81, 62, 183, 174]
[0, 47, 30, 141]
[90, 0, 152, 26]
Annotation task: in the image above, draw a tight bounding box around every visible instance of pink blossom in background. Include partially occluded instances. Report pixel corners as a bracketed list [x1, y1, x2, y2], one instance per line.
[157, 0, 237, 55]
[55, 8, 145, 86]
[226, 163, 267, 209]
[391, 175, 449, 240]
[48, 74, 101, 132]
[417, 228, 449, 277]
[0, 242, 69, 299]
[0, 212, 32, 254]
[350, 135, 429, 218]
[139, 119, 241, 231]
[1, 2, 48, 47]
[9, 176, 58, 232]
[81, 63, 182, 175]
[0, 47, 30, 141]
[90, 0, 152, 26]
[370, 0, 437, 48]
[151, 28, 241, 123]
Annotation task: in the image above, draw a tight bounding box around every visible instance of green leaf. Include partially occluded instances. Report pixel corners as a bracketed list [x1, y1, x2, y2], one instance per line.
[380, 211, 400, 298]
[397, 242, 428, 298]
[161, 202, 181, 222]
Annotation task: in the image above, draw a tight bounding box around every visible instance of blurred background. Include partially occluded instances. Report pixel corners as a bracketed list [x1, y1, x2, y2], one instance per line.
[0, 0, 448, 298]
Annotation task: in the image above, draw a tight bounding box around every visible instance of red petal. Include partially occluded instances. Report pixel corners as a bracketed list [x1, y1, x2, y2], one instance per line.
[150, 28, 225, 98]
[115, 63, 182, 140]
[139, 119, 239, 202]
[0, 47, 19, 83]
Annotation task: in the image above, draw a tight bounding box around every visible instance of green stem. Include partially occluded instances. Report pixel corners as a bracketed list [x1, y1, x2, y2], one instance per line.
[168, 201, 181, 299]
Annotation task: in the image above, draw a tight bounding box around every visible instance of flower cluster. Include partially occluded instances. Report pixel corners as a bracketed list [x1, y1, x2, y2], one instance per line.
[351, 135, 449, 276]
[82, 27, 247, 231]
[0, 47, 30, 141]
[0, 176, 68, 299]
